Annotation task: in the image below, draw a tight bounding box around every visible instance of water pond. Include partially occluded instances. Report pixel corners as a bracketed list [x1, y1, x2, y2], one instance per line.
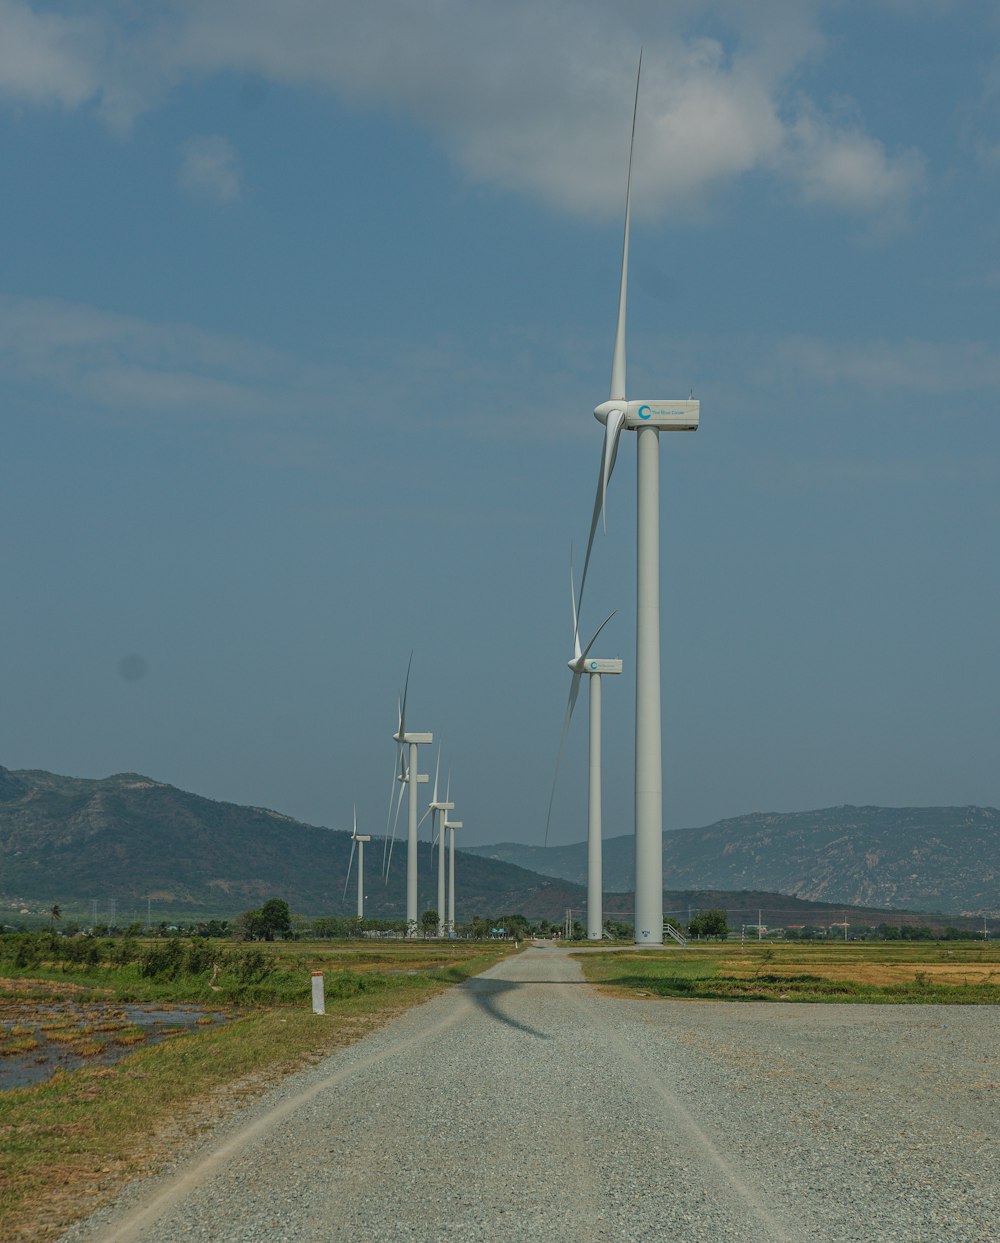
[0, 1000, 231, 1090]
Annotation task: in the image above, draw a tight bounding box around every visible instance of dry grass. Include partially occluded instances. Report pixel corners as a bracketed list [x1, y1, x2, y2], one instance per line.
[722, 956, 1000, 988]
[0, 942, 511, 1242]
[578, 941, 1000, 1004]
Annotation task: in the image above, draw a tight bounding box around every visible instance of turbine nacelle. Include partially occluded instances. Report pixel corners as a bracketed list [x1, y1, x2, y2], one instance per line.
[594, 399, 700, 431]
[567, 656, 623, 675]
[394, 731, 433, 745]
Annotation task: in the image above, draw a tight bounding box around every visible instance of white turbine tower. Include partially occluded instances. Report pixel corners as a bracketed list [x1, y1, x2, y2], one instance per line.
[343, 807, 371, 920]
[577, 57, 700, 945]
[391, 657, 432, 935]
[546, 561, 620, 940]
[425, 753, 454, 937]
[444, 802, 463, 936]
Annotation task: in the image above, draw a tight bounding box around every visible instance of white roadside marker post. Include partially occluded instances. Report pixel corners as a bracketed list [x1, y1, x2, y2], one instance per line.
[311, 971, 325, 1015]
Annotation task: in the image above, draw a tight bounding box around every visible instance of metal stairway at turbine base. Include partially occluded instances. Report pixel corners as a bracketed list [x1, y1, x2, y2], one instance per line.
[663, 923, 688, 947]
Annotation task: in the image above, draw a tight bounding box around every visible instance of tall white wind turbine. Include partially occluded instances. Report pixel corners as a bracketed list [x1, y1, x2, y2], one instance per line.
[546, 560, 621, 940]
[577, 57, 700, 945]
[426, 753, 454, 937]
[444, 798, 463, 937]
[391, 657, 432, 935]
[343, 806, 371, 920]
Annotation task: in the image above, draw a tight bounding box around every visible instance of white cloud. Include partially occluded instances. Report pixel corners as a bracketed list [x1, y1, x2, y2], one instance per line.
[0, 0, 102, 106]
[0, 292, 314, 417]
[775, 335, 1000, 394]
[0, 0, 926, 222]
[0, 291, 592, 437]
[178, 134, 242, 203]
[787, 110, 925, 217]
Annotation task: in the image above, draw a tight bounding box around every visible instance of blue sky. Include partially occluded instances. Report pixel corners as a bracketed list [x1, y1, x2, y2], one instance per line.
[2, 0, 999, 850]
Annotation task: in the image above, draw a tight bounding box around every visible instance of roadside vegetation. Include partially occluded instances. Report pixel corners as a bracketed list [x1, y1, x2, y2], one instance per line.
[0, 934, 513, 1242]
[576, 941, 1000, 1004]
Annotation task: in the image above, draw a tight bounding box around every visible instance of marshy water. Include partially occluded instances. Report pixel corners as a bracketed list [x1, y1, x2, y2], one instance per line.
[0, 1001, 229, 1089]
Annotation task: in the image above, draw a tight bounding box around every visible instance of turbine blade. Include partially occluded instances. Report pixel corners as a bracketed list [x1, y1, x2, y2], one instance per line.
[581, 610, 616, 661]
[445, 769, 451, 805]
[577, 410, 625, 618]
[385, 776, 406, 881]
[398, 651, 412, 738]
[601, 408, 626, 533]
[417, 803, 432, 830]
[610, 52, 641, 402]
[544, 672, 583, 846]
[570, 550, 581, 661]
[382, 755, 398, 876]
[343, 838, 357, 902]
[431, 743, 441, 806]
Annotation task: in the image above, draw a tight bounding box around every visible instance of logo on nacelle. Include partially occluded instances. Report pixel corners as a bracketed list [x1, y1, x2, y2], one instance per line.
[637, 404, 652, 419]
[590, 661, 597, 670]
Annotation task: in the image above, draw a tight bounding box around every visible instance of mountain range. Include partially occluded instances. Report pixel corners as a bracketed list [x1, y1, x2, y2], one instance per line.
[0, 766, 578, 920]
[468, 804, 1000, 915]
[1, 764, 996, 921]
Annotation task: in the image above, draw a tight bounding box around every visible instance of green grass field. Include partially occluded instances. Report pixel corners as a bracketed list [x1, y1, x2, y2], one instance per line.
[0, 938, 512, 1242]
[576, 940, 1000, 1004]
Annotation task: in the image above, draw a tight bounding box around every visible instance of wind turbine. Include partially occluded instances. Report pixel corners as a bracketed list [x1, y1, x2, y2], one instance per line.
[426, 753, 454, 937]
[391, 657, 432, 935]
[577, 57, 700, 945]
[343, 806, 371, 920]
[546, 560, 621, 940]
[444, 802, 463, 936]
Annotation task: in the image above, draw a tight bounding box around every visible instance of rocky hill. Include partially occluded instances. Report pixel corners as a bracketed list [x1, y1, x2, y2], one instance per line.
[469, 805, 1000, 915]
[3, 767, 994, 923]
[0, 765, 582, 921]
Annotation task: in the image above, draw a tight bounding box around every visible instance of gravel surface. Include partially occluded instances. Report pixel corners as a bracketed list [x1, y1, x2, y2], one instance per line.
[61, 945, 999, 1242]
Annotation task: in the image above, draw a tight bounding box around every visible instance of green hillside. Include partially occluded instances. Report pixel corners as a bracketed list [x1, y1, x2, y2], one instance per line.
[0, 765, 583, 920]
[469, 805, 1000, 915]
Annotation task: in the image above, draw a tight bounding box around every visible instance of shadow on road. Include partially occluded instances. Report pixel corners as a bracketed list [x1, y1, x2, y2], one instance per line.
[460, 977, 554, 1040]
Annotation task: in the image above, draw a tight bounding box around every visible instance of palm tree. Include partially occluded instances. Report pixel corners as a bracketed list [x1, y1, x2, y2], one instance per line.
[49, 904, 62, 931]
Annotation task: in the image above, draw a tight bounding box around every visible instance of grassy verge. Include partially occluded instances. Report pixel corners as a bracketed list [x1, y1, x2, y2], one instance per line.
[0, 941, 511, 1242]
[576, 941, 1000, 1004]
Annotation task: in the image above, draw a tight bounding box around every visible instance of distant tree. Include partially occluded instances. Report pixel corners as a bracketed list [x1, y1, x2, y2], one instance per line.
[49, 904, 61, 930]
[258, 899, 293, 941]
[688, 909, 728, 940]
[496, 913, 531, 940]
[233, 909, 265, 942]
[420, 909, 439, 937]
[461, 915, 491, 940]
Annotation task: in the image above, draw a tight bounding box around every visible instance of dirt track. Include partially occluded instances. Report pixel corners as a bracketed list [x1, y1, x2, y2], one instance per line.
[62, 944, 1000, 1242]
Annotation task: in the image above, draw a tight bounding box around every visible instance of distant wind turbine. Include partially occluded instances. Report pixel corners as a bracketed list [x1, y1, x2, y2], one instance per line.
[425, 751, 454, 937]
[576, 55, 700, 945]
[391, 656, 432, 935]
[343, 806, 371, 920]
[444, 800, 463, 937]
[546, 556, 621, 940]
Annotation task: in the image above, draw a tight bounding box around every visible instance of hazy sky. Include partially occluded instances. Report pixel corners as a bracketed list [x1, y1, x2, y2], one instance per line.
[2, 1, 1000, 848]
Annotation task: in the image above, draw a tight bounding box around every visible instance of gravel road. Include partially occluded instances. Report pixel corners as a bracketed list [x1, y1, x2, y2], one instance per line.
[62, 945, 999, 1243]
